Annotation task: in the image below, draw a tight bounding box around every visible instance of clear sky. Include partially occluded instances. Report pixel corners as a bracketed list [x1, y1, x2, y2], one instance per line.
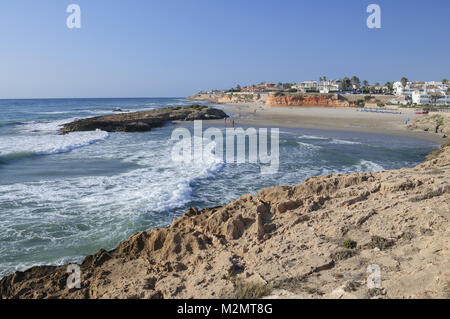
[0, 0, 449, 99]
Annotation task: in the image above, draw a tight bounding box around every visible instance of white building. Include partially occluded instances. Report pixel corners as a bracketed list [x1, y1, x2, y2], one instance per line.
[412, 91, 430, 105]
[393, 82, 417, 96]
[295, 81, 318, 90]
[412, 91, 450, 105]
[295, 80, 342, 93]
[394, 80, 449, 97]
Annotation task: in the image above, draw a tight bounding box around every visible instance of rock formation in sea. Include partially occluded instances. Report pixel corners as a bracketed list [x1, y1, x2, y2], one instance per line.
[60, 105, 228, 134]
[1, 133, 449, 299]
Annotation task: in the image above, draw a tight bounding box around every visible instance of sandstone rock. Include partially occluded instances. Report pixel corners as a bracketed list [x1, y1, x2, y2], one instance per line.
[277, 200, 302, 214]
[223, 214, 245, 240]
[266, 94, 350, 107]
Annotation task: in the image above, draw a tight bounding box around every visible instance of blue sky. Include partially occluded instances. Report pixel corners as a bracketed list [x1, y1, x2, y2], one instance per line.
[0, 0, 449, 98]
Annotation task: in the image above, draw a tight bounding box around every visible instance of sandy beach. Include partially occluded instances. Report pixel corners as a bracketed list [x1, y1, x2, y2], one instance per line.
[209, 103, 446, 144]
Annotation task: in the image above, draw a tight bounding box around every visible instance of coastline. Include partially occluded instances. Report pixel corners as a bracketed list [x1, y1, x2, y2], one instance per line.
[1, 104, 449, 299]
[1, 138, 448, 299]
[207, 102, 446, 145]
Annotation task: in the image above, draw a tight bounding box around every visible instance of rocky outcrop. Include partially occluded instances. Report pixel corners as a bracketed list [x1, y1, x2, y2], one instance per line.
[266, 94, 350, 107]
[407, 114, 450, 137]
[60, 105, 227, 134]
[188, 93, 268, 105]
[1, 143, 449, 299]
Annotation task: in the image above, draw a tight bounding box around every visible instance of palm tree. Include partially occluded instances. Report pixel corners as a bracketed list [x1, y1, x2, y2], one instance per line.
[385, 82, 393, 93]
[363, 80, 369, 87]
[430, 94, 441, 105]
[342, 77, 352, 91]
[401, 77, 408, 87]
[443, 79, 448, 85]
[351, 76, 361, 89]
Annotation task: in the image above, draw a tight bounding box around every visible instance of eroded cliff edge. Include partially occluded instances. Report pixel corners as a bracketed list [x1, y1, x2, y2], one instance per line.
[188, 92, 353, 107]
[1, 135, 449, 299]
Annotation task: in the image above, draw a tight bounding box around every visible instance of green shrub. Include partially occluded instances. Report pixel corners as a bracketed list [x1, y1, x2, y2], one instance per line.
[233, 279, 272, 299]
[343, 239, 357, 249]
[369, 236, 394, 250]
[189, 104, 207, 110]
[273, 91, 284, 97]
[355, 99, 365, 107]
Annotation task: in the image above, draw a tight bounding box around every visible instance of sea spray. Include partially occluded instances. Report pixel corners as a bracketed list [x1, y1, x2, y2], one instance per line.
[171, 120, 279, 174]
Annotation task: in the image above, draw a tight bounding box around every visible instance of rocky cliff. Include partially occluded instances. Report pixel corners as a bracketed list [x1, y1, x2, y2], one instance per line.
[188, 93, 268, 105]
[266, 94, 350, 107]
[188, 92, 352, 108]
[1, 139, 449, 299]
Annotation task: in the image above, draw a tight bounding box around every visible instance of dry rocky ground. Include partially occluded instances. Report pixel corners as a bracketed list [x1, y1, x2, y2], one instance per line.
[1, 115, 449, 299]
[407, 113, 450, 138]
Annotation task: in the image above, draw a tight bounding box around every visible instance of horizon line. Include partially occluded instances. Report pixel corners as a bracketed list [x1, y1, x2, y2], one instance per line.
[0, 96, 188, 101]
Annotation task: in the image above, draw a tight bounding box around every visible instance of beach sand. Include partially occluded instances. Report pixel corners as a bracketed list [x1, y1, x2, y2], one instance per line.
[208, 103, 445, 144]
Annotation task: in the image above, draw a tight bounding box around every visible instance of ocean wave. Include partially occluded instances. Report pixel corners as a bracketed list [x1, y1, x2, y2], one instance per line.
[0, 151, 36, 164]
[0, 121, 29, 128]
[162, 139, 225, 209]
[26, 109, 132, 116]
[299, 135, 362, 145]
[0, 129, 109, 159]
[329, 139, 362, 145]
[354, 160, 384, 172]
[299, 135, 329, 140]
[15, 118, 79, 133]
[297, 141, 322, 150]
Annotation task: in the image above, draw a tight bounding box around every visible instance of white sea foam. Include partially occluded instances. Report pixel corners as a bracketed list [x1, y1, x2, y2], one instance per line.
[297, 141, 322, 150]
[0, 130, 109, 157]
[299, 135, 329, 140]
[329, 139, 362, 145]
[15, 118, 79, 133]
[0, 135, 224, 277]
[299, 135, 362, 145]
[355, 160, 384, 172]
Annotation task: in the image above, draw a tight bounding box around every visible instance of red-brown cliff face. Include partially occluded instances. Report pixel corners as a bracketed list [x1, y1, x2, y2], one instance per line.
[266, 94, 350, 107]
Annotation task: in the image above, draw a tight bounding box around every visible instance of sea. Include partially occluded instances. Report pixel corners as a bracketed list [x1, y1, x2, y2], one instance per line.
[0, 97, 438, 278]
